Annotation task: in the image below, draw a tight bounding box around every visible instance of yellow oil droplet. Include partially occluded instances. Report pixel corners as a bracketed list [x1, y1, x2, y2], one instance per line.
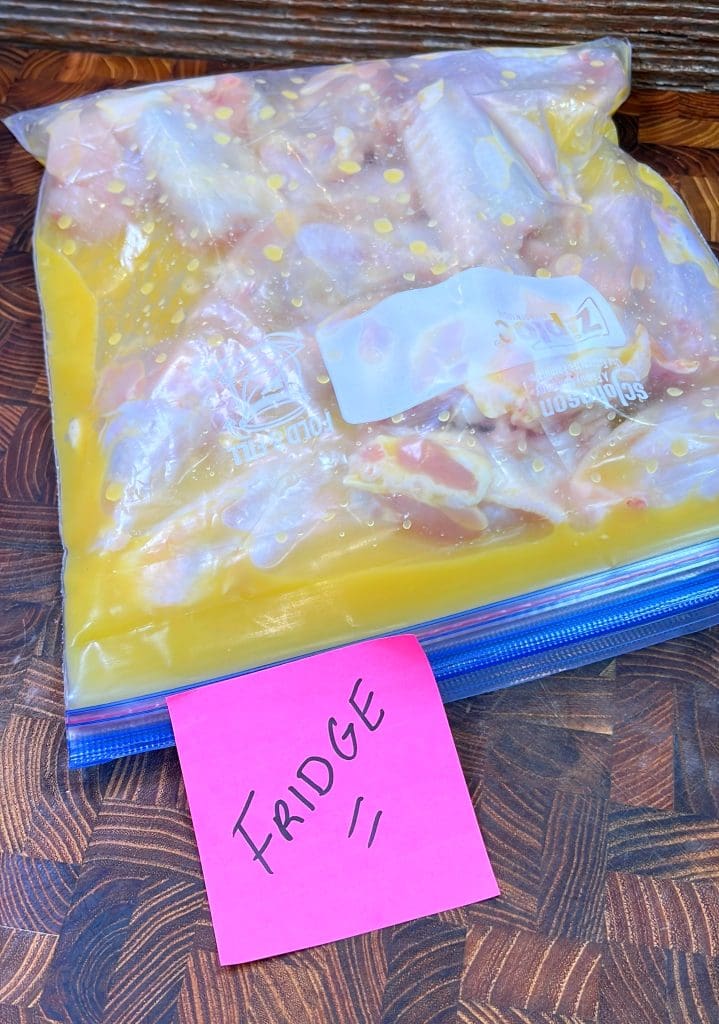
[106, 179, 126, 194]
[536, 268, 552, 278]
[316, 373, 330, 384]
[323, 510, 336, 522]
[403, 272, 416, 282]
[187, 258, 200, 272]
[140, 282, 154, 295]
[291, 297, 303, 308]
[208, 332, 224, 346]
[57, 214, 72, 230]
[430, 262, 448, 276]
[568, 421, 582, 437]
[590, 471, 602, 484]
[142, 221, 156, 235]
[290, 75, 305, 84]
[146, 169, 158, 182]
[214, 106, 234, 120]
[402, 519, 412, 530]
[702, 397, 715, 407]
[108, 332, 122, 346]
[105, 482, 123, 502]
[288, 180, 299, 191]
[373, 218, 393, 234]
[466, 436, 476, 447]
[396, 192, 411, 204]
[438, 410, 451, 423]
[263, 244, 284, 262]
[281, 89, 299, 100]
[213, 132, 231, 146]
[121, 196, 136, 207]
[383, 168, 405, 184]
[500, 212, 516, 226]
[628, 265, 646, 291]
[170, 310, 185, 325]
[645, 458, 658, 474]
[275, 532, 289, 544]
[259, 105, 276, 120]
[155, 352, 168, 364]
[670, 438, 689, 458]
[409, 240, 428, 255]
[267, 173, 285, 190]
[61, 239, 77, 256]
[532, 457, 544, 473]
[189, 227, 200, 239]
[339, 160, 362, 175]
[590, 59, 606, 67]
[666, 386, 684, 397]
[501, 69, 517, 79]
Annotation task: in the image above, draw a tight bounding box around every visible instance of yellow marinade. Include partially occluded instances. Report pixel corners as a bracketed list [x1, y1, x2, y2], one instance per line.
[39, 239, 719, 708]
[12, 39, 716, 714]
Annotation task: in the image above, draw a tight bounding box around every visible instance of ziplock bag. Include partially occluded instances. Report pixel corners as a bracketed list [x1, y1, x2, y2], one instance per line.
[6, 37, 719, 767]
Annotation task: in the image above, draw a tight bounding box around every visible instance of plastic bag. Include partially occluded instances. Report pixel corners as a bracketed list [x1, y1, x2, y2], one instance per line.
[6, 37, 719, 766]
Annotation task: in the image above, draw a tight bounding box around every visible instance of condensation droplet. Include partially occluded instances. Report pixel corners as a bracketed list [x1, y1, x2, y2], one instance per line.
[105, 482, 123, 502]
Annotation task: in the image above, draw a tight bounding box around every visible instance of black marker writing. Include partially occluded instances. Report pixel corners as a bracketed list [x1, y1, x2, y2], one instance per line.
[349, 678, 385, 732]
[232, 676, 386, 872]
[232, 790, 273, 875]
[297, 756, 334, 796]
[347, 795, 382, 849]
[328, 716, 358, 761]
[273, 799, 304, 841]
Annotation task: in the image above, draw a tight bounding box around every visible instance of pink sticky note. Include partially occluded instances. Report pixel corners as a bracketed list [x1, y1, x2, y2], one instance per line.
[168, 635, 499, 965]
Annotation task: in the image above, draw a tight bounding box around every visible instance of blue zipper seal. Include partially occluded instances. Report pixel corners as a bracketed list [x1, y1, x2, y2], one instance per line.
[66, 536, 719, 769]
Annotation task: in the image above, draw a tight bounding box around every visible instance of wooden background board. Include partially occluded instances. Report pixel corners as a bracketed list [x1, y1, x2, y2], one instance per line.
[1, 39, 719, 1024]
[0, 0, 718, 92]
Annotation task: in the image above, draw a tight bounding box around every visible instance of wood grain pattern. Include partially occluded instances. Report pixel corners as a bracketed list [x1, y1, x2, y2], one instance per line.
[0, 40, 718, 1024]
[0, 1, 718, 92]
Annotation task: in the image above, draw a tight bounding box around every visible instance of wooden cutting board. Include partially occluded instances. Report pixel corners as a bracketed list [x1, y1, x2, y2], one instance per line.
[0, 38, 718, 1024]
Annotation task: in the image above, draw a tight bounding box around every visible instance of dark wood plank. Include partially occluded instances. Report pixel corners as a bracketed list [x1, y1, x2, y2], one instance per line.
[0, 1, 717, 92]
